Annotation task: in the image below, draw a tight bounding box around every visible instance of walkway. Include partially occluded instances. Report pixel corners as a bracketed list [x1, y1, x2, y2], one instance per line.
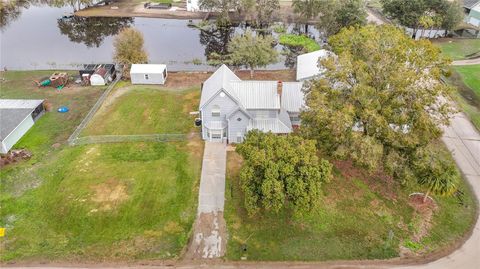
[185, 141, 227, 259]
[452, 58, 480, 66]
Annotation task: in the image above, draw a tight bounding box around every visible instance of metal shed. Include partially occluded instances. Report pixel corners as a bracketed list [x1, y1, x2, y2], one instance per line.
[296, 49, 332, 81]
[130, 64, 168, 85]
[79, 64, 115, 86]
[0, 99, 45, 154]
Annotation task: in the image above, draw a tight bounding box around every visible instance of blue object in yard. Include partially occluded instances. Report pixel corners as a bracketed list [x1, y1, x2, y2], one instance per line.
[57, 106, 69, 113]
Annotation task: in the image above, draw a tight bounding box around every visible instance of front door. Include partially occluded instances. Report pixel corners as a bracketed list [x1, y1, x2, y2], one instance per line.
[210, 129, 223, 142]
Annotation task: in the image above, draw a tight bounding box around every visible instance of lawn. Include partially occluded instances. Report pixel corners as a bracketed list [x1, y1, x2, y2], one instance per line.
[434, 39, 480, 60]
[82, 85, 200, 136]
[447, 65, 480, 131]
[279, 34, 321, 53]
[224, 149, 477, 261]
[0, 72, 204, 262]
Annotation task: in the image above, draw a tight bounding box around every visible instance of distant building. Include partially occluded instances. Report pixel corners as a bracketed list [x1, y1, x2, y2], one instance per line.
[0, 99, 45, 154]
[464, 0, 480, 27]
[130, 64, 168, 85]
[79, 64, 116, 86]
[187, 0, 200, 11]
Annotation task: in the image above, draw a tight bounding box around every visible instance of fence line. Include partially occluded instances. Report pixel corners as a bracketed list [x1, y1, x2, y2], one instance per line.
[68, 73, 121, 145]
[72, 134, 189, 146]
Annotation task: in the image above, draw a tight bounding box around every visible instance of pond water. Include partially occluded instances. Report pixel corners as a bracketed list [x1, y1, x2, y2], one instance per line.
[0, 4, 321, 71]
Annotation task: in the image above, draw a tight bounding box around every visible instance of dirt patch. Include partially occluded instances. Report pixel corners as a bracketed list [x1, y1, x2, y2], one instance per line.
[0, 149, 32, 169]
[409, 194, 438, 242]
[185, 211, 227, 259]
[90, 178, 129, 211]
[333, 160, 398, 201]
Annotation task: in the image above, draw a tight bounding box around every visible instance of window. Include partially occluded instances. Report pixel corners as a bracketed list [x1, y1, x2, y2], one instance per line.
[220, 92, 225, 98]
[144, 74, 149, 80]
[237, 117, 242, 122]
[236, 133, 243, 143]
[212, 105, 220, 117]
[290, 116, 300, 122]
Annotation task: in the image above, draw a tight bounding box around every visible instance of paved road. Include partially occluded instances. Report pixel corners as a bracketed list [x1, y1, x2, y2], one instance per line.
[185, 141, 227, 259]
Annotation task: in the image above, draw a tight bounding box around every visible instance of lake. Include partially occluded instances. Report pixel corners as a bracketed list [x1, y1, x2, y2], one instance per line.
[0, 4, 321, 71]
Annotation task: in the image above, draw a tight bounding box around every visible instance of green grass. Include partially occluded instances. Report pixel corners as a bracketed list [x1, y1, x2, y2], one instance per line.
[434, 39, 480, 60]
[82, 86, 199, 136]
[453, 65, 480, 97]
[224, 149, 477, 261]
[0, 141, 203, 261]
[0, 71, 204, 262]
[279, 34, 321, 53]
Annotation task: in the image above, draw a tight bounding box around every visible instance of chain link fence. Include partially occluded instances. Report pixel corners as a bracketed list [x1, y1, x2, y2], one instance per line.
[72, 134, 189, 146]
[68, 73, 122, 146]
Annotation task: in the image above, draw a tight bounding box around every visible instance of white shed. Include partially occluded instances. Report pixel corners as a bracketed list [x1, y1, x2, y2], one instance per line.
[130, 64, 168, 85]
[296, 49, 332, 81]
[0, 99, 45, 154]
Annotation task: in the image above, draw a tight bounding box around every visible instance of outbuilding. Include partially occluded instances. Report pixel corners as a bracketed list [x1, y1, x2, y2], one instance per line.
[130, 64, 168, 85]
[0, 99, 45, 154]
[79, 64, 116, 86]
[296, 49, 332, 81]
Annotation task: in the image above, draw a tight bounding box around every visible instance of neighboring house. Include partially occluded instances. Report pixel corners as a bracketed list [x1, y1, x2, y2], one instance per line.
[464, 0, 480, 27]
[199, 65, 305, 143]
[187, 0, 200, 11]
[296, 49, 332, 81]
[0, 99, 45, 154]
[130, 64, 168, 85]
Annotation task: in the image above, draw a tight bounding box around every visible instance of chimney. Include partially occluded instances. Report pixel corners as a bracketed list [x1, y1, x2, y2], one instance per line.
[277, 80, 283, 103]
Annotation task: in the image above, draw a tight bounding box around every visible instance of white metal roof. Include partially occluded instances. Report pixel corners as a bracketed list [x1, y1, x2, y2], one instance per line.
[200, 64, 241, 108]
[247, 118, 292, 134]
[130, 64, 167, 74]
[0, 99, 44, 109]
[296, 49, 332, 81]
[229, 81, 281, 109]
[281, 82, 305, 113]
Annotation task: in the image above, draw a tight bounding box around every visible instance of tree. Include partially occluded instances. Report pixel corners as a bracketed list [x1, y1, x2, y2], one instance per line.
[292, 0, 322, 32]
[315, 0, 367, 37]
[226, 30, 278, 78]
[301, 25, 453, 175]
[255, 0, 280, 27]
[199, 0, 238, 24]
[413, 146, 459, 202]
[381, 0, 464, 35]
[58, 17, 133, 48]
[236, 130, 332, 217]
[113, 28, 148, 76]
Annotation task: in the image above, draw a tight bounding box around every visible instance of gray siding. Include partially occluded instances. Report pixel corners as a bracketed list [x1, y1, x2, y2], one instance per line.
[228, 110, 249, 143]
[201, 90, 238, 140]
[247, 109, 278, 119]
[131, 72, 166, 85]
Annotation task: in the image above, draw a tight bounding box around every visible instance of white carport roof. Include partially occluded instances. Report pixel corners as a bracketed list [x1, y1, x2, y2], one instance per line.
[130, 64, 167, 74]
[296, 49, 332, 81]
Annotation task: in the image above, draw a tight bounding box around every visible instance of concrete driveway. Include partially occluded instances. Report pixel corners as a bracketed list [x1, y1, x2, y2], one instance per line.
[185, 141, 227, 259]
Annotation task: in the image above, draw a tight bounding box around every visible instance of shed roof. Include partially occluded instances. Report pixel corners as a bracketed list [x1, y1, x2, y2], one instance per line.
[296, 49, 332, 81]
[247, 118, 292, 134]
[0, 99, 44, 140]
[130, 64, 167, 74]
[463, 0, 480, 8]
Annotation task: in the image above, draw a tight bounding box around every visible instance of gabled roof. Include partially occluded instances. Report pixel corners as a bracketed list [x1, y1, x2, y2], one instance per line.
[199, 64, 241, 109]
[296, 49, 332, 81]
[281, 82, 305, 113]
[229, 81, 281, 109]
[226, 106, 251, 119]
[463, 0, 480, 9]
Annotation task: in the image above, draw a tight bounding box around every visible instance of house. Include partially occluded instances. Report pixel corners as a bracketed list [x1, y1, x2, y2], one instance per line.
[0, 99, 45, 154]
[199, 65, 304, 143]
[464, 0, 480, 27]
[187, 0, 200, 11]
[130, 64, 168, 85]
[296, 49, 332, 81]
[79, 64, 116, 86]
